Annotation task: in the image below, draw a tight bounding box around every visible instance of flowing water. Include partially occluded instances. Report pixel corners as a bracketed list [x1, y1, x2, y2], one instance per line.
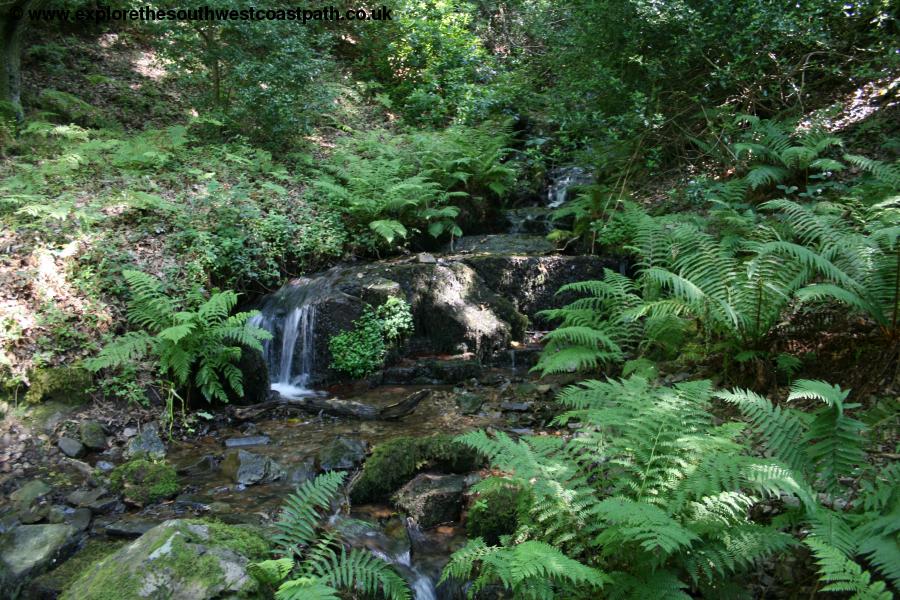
[546, 166, 595, 208]
[250, 274, 337, 398]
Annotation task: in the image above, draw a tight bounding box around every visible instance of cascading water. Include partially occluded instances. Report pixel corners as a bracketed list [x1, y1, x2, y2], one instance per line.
[546, 166, 595, 208]
[251, 275, 336, 398]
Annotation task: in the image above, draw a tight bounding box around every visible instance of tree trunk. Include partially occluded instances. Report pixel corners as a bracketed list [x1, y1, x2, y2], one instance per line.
[0, 0, 43, 122]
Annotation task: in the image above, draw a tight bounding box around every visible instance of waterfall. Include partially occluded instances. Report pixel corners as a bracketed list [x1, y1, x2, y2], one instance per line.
[547, 166, 595, 208]
[251, 275, 335, 398]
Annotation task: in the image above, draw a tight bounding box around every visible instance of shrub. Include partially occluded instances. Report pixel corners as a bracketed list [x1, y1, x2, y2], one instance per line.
[329, 297, 413, 379]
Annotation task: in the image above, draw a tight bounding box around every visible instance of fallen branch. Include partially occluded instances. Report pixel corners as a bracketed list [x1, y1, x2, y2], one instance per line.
[232, 389, 431, 422]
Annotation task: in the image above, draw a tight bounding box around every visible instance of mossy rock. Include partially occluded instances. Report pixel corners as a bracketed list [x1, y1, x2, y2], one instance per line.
[350, 435, 483, 503]
[61, 519, 267, 600]
[38, 89, 115, 129]
[28, 539, 125, 598]
[109, 459, 179, 505]
[466, 484, 525, 545]
[25, 367, 91, 405]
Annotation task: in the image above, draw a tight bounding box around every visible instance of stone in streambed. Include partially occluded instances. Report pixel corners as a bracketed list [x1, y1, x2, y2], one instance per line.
[455, 392, 484, 415]
[10, 480, 51, 513]
[79, 421, 107, 450]
[58, 437, 84, 458]
[220, 450, 284, 485]
[123, 423, 166, 459]
[224, 435, 270, 448]
[317, 436, 367, 471]
[393, 473, 466, 529]
[0, 523, 79, 594]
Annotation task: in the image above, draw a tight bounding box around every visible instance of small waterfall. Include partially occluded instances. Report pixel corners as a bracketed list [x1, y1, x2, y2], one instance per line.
[251, 275, 336, 398]
[547, 166, 595, 208]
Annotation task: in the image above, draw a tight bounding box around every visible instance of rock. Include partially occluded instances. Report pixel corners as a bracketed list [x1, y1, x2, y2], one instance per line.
[220, 450, 284, 485]
[69, 508, 92, 532]
[417, 252, 437, 264]
[62, 519, 268, 600]
[455, 392, 484, 415]
[175, 454, 219, 475]
[110, 459, 179, 505]
[501, 401, 533, 412]
[66, 488, 121, 514]
[0, 524, 79, 594]
[393, 474, 466, 529]
[224, 435, 270, 448]
[123, 423, 166, 459]
[10, 480, 51, 512]
[79, 421, 107, 450]
[318, 436, 367, 471]
[95, 460, 115, 472]
[288, 458, 317, 485]
[24, 366, 92, 405]
[104, 519, 157, 539]
[450, 234, 556, 255]
[58, 437, 85, 458]
[462, 254, 619, 320]
[26, 539, 124, 600]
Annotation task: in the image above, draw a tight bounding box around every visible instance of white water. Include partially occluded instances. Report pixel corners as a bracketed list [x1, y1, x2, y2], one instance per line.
[547, 166, 594, 208]
[251, 302, 321, 398]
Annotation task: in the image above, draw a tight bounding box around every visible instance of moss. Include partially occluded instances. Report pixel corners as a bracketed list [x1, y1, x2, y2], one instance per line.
[25, 366, 92, 404]
[197, 519, 269, 561]
[351, 435, 483, 503]
[109, 459, 179, 505]
[32, 539, 126, 597]
[59, 553, 141, 600]
[466, 485, 524, 545]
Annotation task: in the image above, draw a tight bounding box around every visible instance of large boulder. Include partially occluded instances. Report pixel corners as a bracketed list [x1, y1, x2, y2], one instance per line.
[393, 473, 466, 529]
[0, 524, 79, 595]
[61, 519, 268, 600]
[461, 254, 620, 321]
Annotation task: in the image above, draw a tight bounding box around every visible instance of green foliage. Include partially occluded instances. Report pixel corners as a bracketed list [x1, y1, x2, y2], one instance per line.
[445, 377, 804, 596]
[253, 471, 410, 600]
[85, 270, 271, 403]
[329, 297, 413, 379]
[108, 459, 179, 505]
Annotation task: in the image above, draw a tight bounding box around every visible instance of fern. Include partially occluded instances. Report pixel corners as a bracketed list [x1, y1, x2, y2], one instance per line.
[805, 539, 893, 600]
[273, 471, 347, 557]
[86, 270, 271, 403]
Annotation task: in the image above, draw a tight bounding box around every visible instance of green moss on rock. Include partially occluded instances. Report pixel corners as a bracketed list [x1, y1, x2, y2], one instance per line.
[38, 90, 115, 129]
[466, 485, 524, 545]
[29, 539, 126, 598]
[109, 459, 179, 505]
[25, 367, 91, 404]
[62, 519, 266, 600]
[351, 435, 482, 503]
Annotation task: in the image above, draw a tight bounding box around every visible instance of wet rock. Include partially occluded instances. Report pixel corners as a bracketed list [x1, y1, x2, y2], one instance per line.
[450, 234, 556, 255]
[455, 393, 484, 415]
[68, 508, 92, 532]
[10, 480, 51, 512]
[63, 519, 268, 600]
[393, 474, 466, 529]
[0, 524, 79, 594]
[66, 488, 122, 515]
[79, 421, 107, 450]
[104, 518, 157, 539]
[288, 458, 317, 485]
[234, 345, 270, 405]
[123, 423, 165, 459]
[417, 252, 437, 264]
[95, 460, 115, 472]
[174, 494, 212, 512]
[220, 450, 284, 485]
[318, 436, 367, 471]
[500, 401, 533, 412]
[58, 437, 84, 458]
[224, 435, 270, 448]
[176, 454, 219, 475]
[110, 459, 180, 506]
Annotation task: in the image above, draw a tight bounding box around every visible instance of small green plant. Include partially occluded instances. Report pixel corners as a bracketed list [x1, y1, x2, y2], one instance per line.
[250, 471, 410, 600]
[85, 270, 271, 403]
[329, 297, 413, 379]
